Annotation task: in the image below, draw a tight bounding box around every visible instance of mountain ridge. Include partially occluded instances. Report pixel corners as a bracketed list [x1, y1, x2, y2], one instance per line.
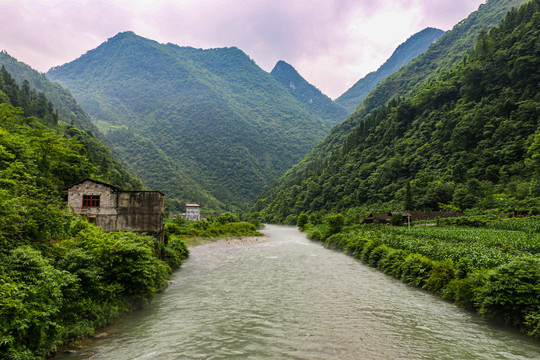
[270, 60, 348, 126]
[46, 31, 334, 210]
[335, 27, 445, 113]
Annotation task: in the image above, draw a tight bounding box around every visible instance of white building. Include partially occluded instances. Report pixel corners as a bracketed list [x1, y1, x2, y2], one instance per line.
[185, 204, 201, 220]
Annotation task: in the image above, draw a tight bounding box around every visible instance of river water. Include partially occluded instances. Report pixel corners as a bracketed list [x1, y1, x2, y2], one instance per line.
[58, 225, 540, 359]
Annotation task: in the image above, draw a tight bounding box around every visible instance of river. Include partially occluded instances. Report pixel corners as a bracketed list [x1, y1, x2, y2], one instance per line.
[58, 224, 540, 359]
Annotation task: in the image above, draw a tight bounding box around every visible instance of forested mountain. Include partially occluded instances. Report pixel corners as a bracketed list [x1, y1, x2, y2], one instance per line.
[253, 0, 531, 219]
[47, 32, 332, 210]
[0, 51, 101, 139]
[335, 27, 445, 114]
[0, 65, 142, 191]
[253, 0, 540, 222]
[270, 60, 348, 126]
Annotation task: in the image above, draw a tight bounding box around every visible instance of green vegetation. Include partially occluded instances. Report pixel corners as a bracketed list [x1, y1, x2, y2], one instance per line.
[0, 68, 187, 359]
[254, 0, 540, 221]
[303, 215, 540, 337]
[0, 57, 143, 191]
[255, 0, 531, 220]
[270, 60, 348, 126]
[47, 32, 334, 211]
[336, 27, 445, 114]
[165, 213, 263, 247]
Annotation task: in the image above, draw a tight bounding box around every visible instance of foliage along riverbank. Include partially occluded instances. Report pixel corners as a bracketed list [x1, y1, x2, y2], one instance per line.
[300, 214, 540, 338]
[165, 212, 263, 248]
[0, 67, 189, 359]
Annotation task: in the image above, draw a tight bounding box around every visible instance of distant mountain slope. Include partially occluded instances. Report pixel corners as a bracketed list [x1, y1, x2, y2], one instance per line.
[335, 27, 445, 113]
[270, 60, 348, 126]
[254, 0, 540, 220]
[0, 51, 100, 137]
[253, 0, 530, 214]
[47, 32, 331, 210]
[0, 54, 143, 191]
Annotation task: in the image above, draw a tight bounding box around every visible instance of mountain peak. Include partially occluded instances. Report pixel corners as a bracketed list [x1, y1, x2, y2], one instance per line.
[336, 27, 445, 113]
[271, 60, 347, 126]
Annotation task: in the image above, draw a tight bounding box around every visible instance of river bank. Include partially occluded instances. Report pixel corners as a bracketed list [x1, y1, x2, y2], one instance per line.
[54, 225, 540, 359]
[303, 218, 540, 338]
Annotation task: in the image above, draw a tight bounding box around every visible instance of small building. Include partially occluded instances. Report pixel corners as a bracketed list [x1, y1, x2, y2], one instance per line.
[64, 178, 164, 242]
[185, 204, 201, 221]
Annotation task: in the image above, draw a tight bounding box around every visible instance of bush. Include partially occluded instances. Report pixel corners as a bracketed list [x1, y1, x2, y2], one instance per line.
[368, 244, 391, 268]
[345, 236, 370, 258]
[163, 237, 189, 269]
[324, 233, 350, 250]
[425, 259, 455, 294]
[297, 213, 309, 231]
[215, 212, 239, 224]
[391, 214, 404, 226]
[378, 248, 410, 277]
[400, 253, 434, 287]
[475, 257, 540, 330]
[326, 214, 344, 235]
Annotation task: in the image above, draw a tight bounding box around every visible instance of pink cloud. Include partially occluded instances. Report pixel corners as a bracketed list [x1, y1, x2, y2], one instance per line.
[0, 0, 486, 98]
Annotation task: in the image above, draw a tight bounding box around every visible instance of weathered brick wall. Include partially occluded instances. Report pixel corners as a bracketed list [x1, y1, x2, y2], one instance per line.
[66, 180, 164, 241]
[66, 180, 117, 216]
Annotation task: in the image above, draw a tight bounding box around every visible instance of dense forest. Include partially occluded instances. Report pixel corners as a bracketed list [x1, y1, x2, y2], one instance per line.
[257, 0, 531, 215]
[0, 68, 189, 359]
[335, 27, 445, 114]
[46, 33, 339, 211]
[0, 54, 143, 191]
[253, 0, 540, 222]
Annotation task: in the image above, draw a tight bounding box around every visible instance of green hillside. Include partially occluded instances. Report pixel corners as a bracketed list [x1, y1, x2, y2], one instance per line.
[0, 51, 101, 138]
[335, 27, 445, 114]
[46, 32, 331, 211]
[0, 65, 142, 191]
[254, 0, 540, 221]
[253, 0, 531, 219]
[270, 60, 348, 126]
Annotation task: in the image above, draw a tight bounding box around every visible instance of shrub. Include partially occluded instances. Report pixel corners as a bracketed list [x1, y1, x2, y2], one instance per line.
[297, 213, 309, 231]
[475, 257, 540, 329]
[324, 233, 350, 250]
[163, 237, 189, 269]
[326, 214, 344, 235]
[368, 244, 390, 268]
[360, 239, 382, 263]
[378, 248, 410, 277]
[400, 253, 434, 287]
[425, 259, 455, 294]
[345, 236, 370, 258]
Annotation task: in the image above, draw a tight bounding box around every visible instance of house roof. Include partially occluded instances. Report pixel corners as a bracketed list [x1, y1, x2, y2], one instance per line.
[185, 204, 200, 207]
[63, 178, 164, 195]
[62, 178, 119, 191]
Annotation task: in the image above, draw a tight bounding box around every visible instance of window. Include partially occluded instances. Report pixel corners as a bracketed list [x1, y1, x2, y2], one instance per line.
[82, 194, 101, 208]
[87, 216, 96, 224]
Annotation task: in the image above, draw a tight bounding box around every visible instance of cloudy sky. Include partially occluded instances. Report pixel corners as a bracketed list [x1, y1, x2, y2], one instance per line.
[1, 0, 485, 99]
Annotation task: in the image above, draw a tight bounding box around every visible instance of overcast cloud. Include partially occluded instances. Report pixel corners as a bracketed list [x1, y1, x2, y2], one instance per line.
[0, 0, 485, 98]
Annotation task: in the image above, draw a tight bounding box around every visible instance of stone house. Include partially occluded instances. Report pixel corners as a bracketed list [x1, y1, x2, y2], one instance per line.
[185, 204, 201, 220]
[64, 178, 164, 242]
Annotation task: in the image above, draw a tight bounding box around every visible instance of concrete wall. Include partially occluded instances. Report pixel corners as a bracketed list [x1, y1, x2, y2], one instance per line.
[185, 207, 200, 220]
[66, 180, 164, 242]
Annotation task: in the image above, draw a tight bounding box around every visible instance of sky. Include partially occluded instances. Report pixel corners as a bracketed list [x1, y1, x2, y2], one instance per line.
[0, 0, 485, 99]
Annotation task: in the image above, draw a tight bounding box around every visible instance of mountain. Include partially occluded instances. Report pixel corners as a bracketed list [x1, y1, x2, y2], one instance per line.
[270, 60, 348, 126]
[0, 51, 100, 138]
[46, 32, 332, 211]
[252, 0, 531, 220]
[335, 27, 445, 114]
[0, 56, 143, 191]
